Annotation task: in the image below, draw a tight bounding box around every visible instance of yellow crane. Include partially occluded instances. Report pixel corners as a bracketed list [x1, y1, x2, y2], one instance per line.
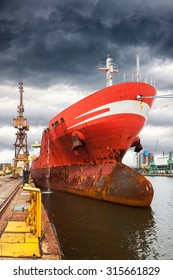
[13, 82, 29, 178]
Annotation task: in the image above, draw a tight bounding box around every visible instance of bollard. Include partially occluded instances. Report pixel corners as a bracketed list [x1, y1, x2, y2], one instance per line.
[23, 184, 42, 238]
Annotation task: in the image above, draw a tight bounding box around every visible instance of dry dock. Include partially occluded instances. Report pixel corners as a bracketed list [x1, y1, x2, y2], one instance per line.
[0, 176, 63, 259]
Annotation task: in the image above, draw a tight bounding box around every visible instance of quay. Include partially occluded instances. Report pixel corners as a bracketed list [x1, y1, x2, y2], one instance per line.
[0, 175, 63, 260]
[144, 173, 173, 177]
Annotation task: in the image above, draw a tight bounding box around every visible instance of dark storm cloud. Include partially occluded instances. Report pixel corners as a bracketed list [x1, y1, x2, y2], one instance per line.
[0, 0, 173, 88]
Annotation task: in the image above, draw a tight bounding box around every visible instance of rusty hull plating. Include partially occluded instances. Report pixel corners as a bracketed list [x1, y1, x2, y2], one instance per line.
[31, 162, 153, 207]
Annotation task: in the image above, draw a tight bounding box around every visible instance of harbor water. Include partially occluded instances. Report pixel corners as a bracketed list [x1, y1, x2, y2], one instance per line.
[42, 176, 173, 260]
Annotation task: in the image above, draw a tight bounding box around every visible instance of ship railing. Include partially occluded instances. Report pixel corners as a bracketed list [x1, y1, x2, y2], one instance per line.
[115, 71, 155, 87]
[98, 61, 119, 72]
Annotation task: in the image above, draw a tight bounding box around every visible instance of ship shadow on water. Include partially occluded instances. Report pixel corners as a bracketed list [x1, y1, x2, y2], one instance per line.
[41, 186, 161, 260]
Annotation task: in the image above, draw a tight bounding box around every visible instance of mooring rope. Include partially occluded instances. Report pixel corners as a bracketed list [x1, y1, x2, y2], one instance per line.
[137, 94, 173, 100]
[146, 95, 173, 98]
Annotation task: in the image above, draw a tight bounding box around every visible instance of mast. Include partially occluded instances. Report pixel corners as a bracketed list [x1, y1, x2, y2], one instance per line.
[136, 54, 140, 82]
[18, 81, 24, 116]
[97, 55, 119, 87]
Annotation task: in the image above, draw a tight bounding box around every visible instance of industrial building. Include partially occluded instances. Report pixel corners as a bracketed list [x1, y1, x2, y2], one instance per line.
[133, 150, 173, 174]
[133, 150, 153, 169]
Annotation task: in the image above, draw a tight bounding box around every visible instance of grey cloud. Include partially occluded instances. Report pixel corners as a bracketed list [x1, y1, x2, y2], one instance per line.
[0, 124, 42, 153]
[147, 110, 173, 127]
[0, 0, 173, 89]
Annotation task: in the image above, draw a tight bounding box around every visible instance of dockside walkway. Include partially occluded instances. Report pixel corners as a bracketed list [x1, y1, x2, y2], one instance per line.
[0, 176, 63, 259]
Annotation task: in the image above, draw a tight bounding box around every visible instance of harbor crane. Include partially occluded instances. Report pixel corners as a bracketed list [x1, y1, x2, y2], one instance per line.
[13, 82, 29, 178]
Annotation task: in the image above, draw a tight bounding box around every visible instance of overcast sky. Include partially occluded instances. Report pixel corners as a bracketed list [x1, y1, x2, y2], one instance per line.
[0, 0, 173, 165]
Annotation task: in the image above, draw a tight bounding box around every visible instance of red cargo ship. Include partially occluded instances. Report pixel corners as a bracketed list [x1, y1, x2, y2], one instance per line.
[31, 55, 156, 207]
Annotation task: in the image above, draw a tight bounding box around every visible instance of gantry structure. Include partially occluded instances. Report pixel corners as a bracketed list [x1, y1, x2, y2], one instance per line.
[13, 82, 29, 176]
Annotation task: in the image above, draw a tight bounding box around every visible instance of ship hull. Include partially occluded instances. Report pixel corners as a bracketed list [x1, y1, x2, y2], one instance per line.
[31, 82, 156, 207]
[31, 162, 153, 207]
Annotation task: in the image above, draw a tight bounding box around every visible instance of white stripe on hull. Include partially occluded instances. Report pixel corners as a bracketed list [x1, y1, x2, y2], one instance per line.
[68, 100, 150, 130]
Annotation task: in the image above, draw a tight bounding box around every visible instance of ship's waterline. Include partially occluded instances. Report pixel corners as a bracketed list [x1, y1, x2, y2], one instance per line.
[32, 162, 153, 207]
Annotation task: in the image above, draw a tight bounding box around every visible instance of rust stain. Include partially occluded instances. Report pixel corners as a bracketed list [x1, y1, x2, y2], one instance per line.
[140, 100, 143, 110]
[32, 161, 154, 207]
